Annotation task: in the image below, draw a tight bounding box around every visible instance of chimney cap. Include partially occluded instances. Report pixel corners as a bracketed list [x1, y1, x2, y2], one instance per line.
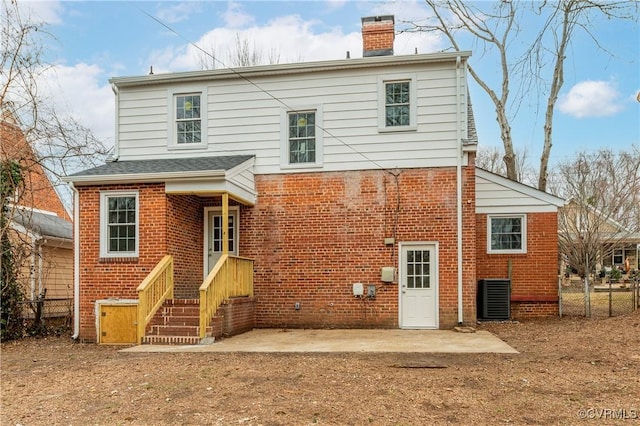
[361, 15, 395, 24]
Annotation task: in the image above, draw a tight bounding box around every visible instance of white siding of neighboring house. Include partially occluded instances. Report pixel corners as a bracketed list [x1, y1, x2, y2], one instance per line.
[114, 58, 469, 174]
[475, 169, 563, 214]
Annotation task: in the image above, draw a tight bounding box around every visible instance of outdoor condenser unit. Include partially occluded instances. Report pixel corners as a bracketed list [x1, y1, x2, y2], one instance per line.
[477, 279, 511, 320]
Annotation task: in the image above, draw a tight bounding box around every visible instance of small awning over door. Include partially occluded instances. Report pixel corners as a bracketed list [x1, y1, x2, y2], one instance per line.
[64, 155, 257, 205]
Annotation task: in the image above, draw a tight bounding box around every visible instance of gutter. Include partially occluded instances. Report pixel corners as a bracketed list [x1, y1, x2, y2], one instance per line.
[62, 169, 227, 186]
[70, 183, 80, 341]
[111, 83, 120, 162]
[455, 55, 464, 325]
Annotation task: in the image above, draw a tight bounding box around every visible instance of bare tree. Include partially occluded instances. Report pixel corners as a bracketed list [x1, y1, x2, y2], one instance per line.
[476, 145, 536, 186]
[556, 148, 640, 280]
[409, 1, 638, 190]
[1, 0, 107, 338]
[197, 33, 281, 70]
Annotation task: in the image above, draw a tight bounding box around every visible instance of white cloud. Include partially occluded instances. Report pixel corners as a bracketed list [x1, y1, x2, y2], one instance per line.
[17, 1, 64, 25]
[39, 64, 115, 147]
[559, 80, 624, 118]
[147, 10, 441, 73]
[156, 2, 201, 24]
[220, 1, 255, 29]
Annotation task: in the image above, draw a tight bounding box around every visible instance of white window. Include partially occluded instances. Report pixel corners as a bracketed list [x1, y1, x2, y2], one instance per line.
[100, 191, 139, 258]
[168, 87, 207, 149]
[488, 215, 527, 254]
[378, 75, 417, 132]
[280, 106, 323, 169]
[176, 94, 201, 144]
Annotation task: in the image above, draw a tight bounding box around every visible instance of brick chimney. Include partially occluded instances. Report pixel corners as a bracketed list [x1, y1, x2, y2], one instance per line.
[361, 15, 395, 57]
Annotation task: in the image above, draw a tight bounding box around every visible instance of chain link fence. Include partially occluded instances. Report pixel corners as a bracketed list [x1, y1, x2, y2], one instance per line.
[16, 298, 73, 333]
[560, 276, 639, 318]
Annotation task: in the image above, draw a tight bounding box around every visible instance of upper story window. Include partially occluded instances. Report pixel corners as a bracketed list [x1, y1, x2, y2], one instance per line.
[288, 112, 316, 164]
[385, 82, 410, 126]
[175, 94, 201, 144]
[100, 191, 139, 258]
[488, 214, 527, 254]
[280, 106, 323, 169]
[378, 75, 417, 132]
[168, 86, 207, 150]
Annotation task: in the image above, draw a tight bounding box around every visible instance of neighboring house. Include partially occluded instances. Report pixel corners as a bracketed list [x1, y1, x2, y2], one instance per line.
[1, 106, 74, 318]
[560, 198, 640, 275]
[64, 16, 564, 344]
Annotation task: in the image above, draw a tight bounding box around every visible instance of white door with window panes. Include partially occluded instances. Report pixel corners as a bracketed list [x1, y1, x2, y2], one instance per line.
[399, 243, 438, 328]
[205, 208, 238, 274]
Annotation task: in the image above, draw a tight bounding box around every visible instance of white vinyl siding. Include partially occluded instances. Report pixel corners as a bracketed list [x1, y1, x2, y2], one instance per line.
[475, 169, 564, 214]
[114, 60, 466, 173]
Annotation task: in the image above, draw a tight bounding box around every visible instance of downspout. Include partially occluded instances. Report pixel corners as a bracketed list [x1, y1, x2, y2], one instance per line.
[70, 182, 81, 340]
[456, 55, 464, 325]
[110, 83, 120, 162]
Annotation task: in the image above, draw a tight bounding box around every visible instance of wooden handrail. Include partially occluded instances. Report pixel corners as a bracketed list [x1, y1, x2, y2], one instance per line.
[136, 255, 173, 344]
[199, 254, 253, 339]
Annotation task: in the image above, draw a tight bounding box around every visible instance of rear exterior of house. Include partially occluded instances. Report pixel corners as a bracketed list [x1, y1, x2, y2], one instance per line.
[65, 16, 562, 343]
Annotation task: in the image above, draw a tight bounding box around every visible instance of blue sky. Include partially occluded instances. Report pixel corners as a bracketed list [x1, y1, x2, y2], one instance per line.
[19, 0, 640, 174]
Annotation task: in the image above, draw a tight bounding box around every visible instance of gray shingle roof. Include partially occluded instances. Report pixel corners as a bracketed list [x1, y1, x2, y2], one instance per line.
[12, 209, 72, 240]
[68, 155, 254, 178]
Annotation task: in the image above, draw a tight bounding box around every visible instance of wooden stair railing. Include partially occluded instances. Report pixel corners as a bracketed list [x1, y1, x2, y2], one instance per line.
[137, 255, 174, 344]
[199, 254, 254, 339]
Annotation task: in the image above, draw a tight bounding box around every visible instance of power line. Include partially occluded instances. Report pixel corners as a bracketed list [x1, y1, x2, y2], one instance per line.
[137, 7, 388, 171]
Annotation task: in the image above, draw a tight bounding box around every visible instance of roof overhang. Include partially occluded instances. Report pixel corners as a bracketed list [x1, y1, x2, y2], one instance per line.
[63, 156, 257, 205]
[109, 51, 473, 88]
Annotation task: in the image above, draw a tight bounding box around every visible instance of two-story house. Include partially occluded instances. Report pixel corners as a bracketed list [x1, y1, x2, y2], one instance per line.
[65, 16, 563, 344]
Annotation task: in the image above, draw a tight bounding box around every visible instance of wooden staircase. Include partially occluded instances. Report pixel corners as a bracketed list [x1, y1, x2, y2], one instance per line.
[142, 299, 211, 345]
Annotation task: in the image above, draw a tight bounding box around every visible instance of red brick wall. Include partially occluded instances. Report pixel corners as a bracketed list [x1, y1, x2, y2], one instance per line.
[77, 164, 479, 339]
[77, 183, 168, 341]
[475, 211, 559, 319]
[242, 166, 477, 329]
[1, 119, 71, 221]
[167, 194, 204, 299]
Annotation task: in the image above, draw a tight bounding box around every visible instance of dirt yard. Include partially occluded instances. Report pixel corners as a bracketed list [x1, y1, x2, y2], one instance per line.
[2, 312, 639, 425]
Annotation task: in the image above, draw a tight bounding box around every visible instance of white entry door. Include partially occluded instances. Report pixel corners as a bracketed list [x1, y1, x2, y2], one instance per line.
[205, 208, 238, 274]
[399, 243, 438, 328]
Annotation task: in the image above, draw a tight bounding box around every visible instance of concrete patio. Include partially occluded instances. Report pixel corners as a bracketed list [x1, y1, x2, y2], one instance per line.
[120, 328, 518, 354]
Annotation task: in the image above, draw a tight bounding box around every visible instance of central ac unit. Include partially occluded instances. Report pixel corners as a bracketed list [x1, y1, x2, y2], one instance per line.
[477, 279, 511, 320]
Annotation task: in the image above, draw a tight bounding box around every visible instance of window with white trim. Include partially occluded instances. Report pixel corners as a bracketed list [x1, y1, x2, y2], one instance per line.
[175, 94, 201, 144]
[100, 191, 139, 258]
[280, 106, 323, 168]
[378, 75, 417, 132]
[168, 87, 207, 149]
[488, 215, 527, 254]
